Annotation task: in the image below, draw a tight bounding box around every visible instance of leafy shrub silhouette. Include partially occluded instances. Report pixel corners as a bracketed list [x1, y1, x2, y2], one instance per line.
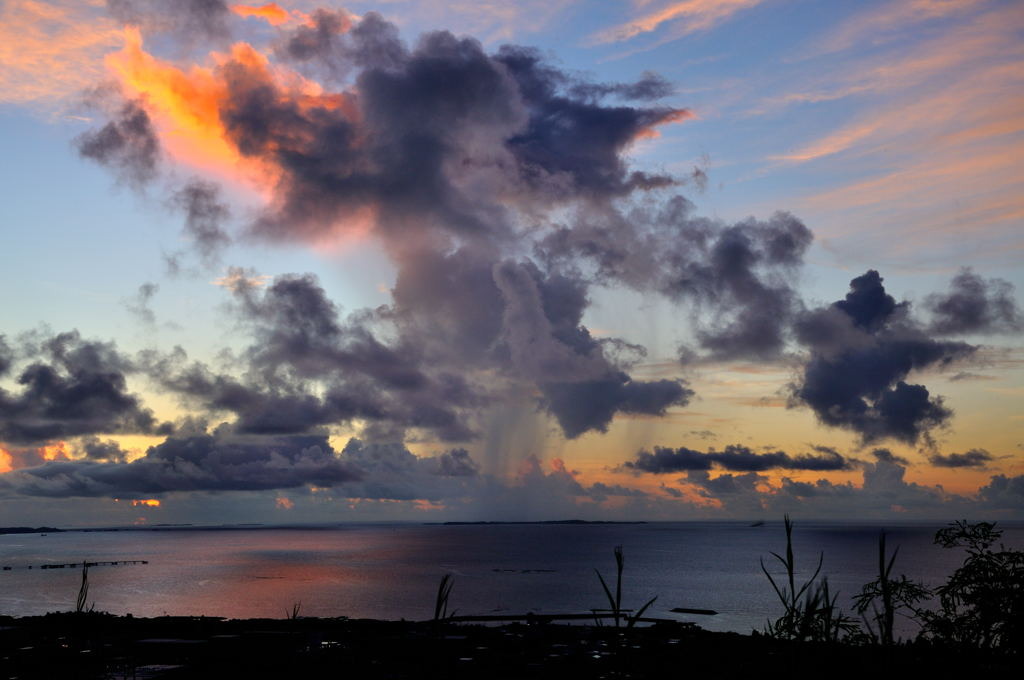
[917, 520, 1024, 651]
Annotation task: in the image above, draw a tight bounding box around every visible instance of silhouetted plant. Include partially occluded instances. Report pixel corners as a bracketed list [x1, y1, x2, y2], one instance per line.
[75, 562, 93, 614]
[809, 577, 860, 643]
[594, 545, 657, 628]
[761, 516, 856, 641]
[433, 573, 456, 622]
[286, 601, 302, 619]
[918, 520, 1024, 651]
[853, 531, 930, 645]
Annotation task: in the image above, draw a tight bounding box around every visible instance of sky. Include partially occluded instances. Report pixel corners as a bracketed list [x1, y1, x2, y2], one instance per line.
[0, 0, 1022, 526]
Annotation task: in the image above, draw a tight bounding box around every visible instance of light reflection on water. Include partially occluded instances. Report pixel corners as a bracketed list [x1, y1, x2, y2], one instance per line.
[1, 521, 1021, 636]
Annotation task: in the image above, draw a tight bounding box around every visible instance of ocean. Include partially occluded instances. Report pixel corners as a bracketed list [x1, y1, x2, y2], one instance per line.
[2, 520, 1021, 636]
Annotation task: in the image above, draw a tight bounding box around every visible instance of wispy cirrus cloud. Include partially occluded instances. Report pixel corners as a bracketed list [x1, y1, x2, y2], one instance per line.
[770, 5, 1024, 162]
[812, 0, 993, 56]
[587, 0, 762, 45]
[0, 0, 122, 108]
[753, 11, 1010, 120]
[759, 2, 1024, 263]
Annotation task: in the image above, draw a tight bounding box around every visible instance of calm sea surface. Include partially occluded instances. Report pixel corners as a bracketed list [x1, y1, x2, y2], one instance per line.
[2, 521, 1022, 635]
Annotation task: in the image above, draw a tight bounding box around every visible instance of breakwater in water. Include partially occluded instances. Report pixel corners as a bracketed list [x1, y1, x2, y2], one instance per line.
[2, 560, 148, 571]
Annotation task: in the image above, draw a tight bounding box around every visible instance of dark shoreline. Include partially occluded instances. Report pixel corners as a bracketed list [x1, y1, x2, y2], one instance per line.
[0, 612, 1014, 679]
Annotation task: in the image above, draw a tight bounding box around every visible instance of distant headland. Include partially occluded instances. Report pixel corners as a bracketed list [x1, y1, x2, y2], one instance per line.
[437, 520, 647, 526]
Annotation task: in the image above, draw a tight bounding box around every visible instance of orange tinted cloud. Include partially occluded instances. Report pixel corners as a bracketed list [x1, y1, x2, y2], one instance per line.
[772, 121, 881, 162]
[106, 27, 248, 178]
[633, 108, 696, 139]
[231, 3, 292, 26]
[589, 0, 762, 44]
[211, 267, 271, 292]
[102, 27, 379, 248]
[0, 0, 122, 107]
[0, 448, 12, 474]
[275, 496, 295, 509]
[105, 28, 357, 191]
[41, 441, 69, 461]
[131, 498, 161, 507]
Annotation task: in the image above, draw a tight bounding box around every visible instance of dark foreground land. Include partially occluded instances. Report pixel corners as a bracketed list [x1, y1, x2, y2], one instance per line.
[0, 613, 1016, 680]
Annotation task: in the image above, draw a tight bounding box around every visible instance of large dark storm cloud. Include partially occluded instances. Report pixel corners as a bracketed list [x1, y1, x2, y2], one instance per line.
[64, 10, 693, 441]
[67, 7, 831, 446]
[0, 331, 171, 445]
[623, 444, 851, 473]
[215, 18, 688, 242]
[791, 271, 975, 444]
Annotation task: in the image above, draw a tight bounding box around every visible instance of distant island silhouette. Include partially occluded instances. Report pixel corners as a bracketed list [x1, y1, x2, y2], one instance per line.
[438, 520, 647, 526]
